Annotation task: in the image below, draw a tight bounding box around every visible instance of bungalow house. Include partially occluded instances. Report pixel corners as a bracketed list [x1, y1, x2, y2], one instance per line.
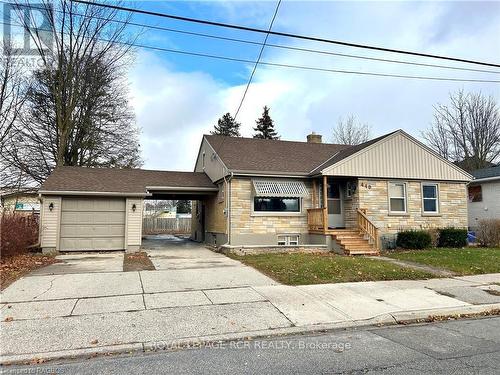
[38, 129, 471, 255]
[467, 165, 500, 229]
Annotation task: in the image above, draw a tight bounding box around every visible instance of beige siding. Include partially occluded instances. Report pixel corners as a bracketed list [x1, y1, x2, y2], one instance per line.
[194, 137, 228, 182]
[126, 198, 143, 247]
[323, 131, 472, 182]
[358, 179, 468, 235]
[205, 182, 226, 233]
[40, 196, 61, 249]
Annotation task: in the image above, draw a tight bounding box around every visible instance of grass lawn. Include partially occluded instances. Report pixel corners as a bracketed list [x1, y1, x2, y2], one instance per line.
[387, 247, 500, 275]
[229, 253, 435, 285]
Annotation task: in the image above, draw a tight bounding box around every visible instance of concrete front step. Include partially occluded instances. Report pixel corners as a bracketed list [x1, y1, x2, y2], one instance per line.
[344, 250, 380, 256]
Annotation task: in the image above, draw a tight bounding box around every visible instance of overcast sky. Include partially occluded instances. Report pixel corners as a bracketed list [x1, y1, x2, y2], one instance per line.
[127, 0, 500, 171]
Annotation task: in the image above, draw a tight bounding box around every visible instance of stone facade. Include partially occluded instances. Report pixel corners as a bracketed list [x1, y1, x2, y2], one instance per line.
[229, 178, 313, 245]
[357, 179, 468, 234]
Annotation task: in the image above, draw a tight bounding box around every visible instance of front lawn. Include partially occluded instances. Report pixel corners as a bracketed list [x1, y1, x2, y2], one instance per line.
[387, 247, 500, 275]
[229, 253, 434, 285]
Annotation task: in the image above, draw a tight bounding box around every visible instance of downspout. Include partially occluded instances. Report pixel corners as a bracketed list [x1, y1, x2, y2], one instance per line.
[223, 171, 233, 246]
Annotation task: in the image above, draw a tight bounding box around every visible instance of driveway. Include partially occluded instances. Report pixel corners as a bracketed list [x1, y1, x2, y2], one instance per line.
[1, 235, 499, 363]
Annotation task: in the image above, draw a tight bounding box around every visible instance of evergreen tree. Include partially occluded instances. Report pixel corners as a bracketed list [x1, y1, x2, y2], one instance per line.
[176, 200, 191, 214]
[253, 106, 279, 139]
[211, 113, 241, 137]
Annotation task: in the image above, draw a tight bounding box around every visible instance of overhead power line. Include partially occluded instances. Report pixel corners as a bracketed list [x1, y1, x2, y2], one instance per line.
[5, 18, 500, 84]
[234, 0, 282, 120]
[2, 19, 500, 84]
[72, 0, 500, 69]
[18, 4, 500, 75]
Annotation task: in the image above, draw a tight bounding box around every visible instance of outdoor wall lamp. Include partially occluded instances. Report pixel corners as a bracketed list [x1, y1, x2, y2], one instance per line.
[132, 203, 137, 212]
[49, 202, 54, 211]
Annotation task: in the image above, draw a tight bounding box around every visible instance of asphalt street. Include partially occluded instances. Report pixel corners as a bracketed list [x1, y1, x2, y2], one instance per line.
[2, 316, 499, 374]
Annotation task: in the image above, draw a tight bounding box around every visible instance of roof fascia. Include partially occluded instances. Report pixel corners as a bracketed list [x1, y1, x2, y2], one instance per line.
[39, 190, 150, 197]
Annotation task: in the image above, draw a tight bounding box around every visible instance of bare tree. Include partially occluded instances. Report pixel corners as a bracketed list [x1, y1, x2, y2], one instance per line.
[2, 0, 142, 184]
[332, 115, 371, 145]
[422, 90, 500, 171]
[0, 43, 27, 155]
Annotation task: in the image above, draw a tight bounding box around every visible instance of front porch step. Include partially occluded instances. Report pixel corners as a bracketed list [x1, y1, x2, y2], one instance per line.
[330, 229, 380, 256]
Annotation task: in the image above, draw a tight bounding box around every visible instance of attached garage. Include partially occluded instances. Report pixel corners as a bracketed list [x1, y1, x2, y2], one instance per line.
[59, 198, 126, 251]
[38, 166, 218, 253]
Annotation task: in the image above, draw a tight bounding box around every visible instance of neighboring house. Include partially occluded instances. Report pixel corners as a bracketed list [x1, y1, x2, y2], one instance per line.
[38, 130, 471, 254]
[467, 165, 500, 229]
[0, 188, 40, 214]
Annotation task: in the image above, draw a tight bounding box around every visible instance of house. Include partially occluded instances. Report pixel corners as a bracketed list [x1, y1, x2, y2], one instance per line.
[38, 129, 472, 255]
[0, 188, 40, 214]
[467, 165, 500, 229]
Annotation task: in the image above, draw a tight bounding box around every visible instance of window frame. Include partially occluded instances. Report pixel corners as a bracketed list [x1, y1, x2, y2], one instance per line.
[468, 185, 482, 203]
[277, 234, 300, 246]
[388, 181, 408, 214]
[253, 196, 301, 213]
[421, 183, 439, 214]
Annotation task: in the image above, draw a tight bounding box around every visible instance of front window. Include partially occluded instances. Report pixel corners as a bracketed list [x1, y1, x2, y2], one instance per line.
[253, 197, 300, 212]
[422, 183, 439, 213]
[389, 182, 407, 213]
[468, 185, 482, 202]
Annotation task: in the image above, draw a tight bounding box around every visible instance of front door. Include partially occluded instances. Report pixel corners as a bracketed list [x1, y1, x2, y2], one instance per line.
[327, 181, 344, 228]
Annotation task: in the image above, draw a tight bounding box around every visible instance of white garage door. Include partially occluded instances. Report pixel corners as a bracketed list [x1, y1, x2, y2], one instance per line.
[60, 198, 126, 251]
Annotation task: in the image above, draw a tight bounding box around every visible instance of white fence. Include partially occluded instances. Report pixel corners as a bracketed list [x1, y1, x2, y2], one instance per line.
[143, 217, 191, 234]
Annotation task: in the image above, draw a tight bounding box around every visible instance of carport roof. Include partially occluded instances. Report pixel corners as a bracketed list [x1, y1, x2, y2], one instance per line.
[40, 167, 217, 196]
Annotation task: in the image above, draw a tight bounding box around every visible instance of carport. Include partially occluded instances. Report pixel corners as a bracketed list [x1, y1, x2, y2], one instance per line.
[38, 166, 218, 253]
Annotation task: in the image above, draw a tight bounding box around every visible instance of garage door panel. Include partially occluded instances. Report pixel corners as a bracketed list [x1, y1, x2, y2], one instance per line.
[60, 225, 125, 237]
[60, 237, 124, 251]
[62, 198, 126, 212]
[60, 198, 126, 251]
[61, 211, 125, 225]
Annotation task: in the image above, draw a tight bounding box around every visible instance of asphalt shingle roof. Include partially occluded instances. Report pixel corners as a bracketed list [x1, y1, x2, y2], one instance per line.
[471, 165, 500, 180]
[41, 167, 216, 194]
[204, 135, 351, 175]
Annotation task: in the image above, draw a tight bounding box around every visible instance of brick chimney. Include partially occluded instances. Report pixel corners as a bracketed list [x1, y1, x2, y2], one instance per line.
[307, 132, 322, 144]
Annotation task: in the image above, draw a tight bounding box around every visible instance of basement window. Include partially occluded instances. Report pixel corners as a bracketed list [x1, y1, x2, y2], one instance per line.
[277, 235, 299, 246]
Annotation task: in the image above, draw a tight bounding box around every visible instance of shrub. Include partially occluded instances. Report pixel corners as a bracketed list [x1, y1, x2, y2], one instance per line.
[0, 213, 39, 258]
[396, 230, 432, 249]
[437, 228, 467, 248]
[476, 219, 500, 247]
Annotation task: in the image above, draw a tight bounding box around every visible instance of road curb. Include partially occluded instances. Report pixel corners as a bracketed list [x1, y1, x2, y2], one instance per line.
[2, 303, 499, 366]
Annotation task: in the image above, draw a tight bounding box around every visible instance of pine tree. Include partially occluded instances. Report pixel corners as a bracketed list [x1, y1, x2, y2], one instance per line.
[253, 106, 279, 139]
[176, 200, 191, 214]
[211, 113, 241, 137]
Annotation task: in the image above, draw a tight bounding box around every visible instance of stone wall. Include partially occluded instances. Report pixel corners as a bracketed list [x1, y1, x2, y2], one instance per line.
[229, 178, 313, 245]
[358, 179, 468, 235]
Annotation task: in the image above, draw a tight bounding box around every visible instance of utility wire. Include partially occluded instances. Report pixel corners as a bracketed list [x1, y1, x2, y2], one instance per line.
[71, 0, 500, 68]
[13, 4, 500, 75]
[234, 0, 281, 120]
[2, 19, 499, 84]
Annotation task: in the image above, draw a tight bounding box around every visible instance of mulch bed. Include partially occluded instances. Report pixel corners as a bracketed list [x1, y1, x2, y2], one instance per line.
[123, 252, 156, 272]
[0, 253, 60, 290]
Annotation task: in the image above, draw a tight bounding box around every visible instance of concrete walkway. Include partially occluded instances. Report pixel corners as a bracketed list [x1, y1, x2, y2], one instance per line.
[1, 236, 499, 364]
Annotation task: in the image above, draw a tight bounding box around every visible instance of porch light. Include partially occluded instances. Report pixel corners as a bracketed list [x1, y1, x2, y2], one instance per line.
[132, 203, 137, 212]
[48, 202, 54, 211]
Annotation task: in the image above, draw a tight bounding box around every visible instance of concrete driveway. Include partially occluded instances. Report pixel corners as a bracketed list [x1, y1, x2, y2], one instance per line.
[1, 235, 499, 363]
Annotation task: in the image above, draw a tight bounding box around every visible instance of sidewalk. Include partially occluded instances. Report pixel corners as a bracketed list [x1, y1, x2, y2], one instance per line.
[1, 269, 499, 364]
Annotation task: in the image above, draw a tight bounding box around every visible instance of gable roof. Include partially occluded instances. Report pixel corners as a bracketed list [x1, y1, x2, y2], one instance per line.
[471, 165, 500, 180]
[320, 130, 472, 181]
[40, 166, 216, 195]
[309, 131, 398, 175]
[203, 135, 350, 175]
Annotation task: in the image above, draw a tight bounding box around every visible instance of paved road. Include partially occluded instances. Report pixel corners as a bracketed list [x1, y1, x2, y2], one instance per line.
[3, 317, 499, 374]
